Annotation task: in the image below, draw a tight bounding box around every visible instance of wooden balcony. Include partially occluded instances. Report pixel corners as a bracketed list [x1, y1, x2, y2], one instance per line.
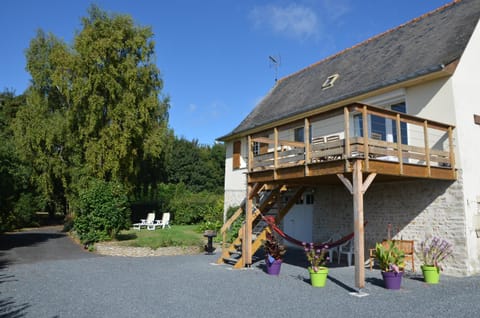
[247, 103, 456, 184]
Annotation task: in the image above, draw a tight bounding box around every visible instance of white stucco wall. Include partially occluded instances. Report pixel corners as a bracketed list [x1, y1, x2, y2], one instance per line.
[450, 20, 480, 274]
[407, 78, 456, 126]
[223, 139, 248, 217]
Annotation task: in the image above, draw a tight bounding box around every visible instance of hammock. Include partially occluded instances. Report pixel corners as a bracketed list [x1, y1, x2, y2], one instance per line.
[262, 215, 366, 250]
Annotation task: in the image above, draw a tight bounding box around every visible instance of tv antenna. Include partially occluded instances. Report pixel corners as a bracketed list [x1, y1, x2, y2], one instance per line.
[269, 55, 281, 83]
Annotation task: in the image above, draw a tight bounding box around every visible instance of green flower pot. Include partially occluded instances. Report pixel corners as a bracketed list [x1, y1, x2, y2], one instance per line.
[308, 267, 328, 287]
[422, 265, 440, 284]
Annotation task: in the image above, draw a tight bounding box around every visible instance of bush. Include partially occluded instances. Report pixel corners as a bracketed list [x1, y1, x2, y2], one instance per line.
[74, 179, 130, 244]
[13, 193, 40, 228]
[166, 183, 223, 225]
[225, 205, 243, 243]
[198, 220, 223, 233]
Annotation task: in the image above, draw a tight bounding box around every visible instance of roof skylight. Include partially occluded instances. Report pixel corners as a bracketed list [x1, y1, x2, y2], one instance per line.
[322, 74, 339, 89]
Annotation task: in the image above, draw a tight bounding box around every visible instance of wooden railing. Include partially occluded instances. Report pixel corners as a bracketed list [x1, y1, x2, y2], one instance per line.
[248, 103, 455, 175]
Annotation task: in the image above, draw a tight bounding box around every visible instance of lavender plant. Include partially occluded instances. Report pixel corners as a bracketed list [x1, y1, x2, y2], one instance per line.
[302, 242, 329, 272]
[420, 236, 454, 270]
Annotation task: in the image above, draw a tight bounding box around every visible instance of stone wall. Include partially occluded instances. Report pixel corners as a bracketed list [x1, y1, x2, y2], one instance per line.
[312, 171, 471, 276]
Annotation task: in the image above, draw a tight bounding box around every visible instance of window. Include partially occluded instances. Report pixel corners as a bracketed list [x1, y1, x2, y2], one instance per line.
[305, 193, 314, 205]
[294, 127, 304, 142]
[296, 195, 304, 205]
[253, 139, 268, 156]
[252, 142, 260, 156]
[391, 103, 408, 144]
[353, 102, 407, 143]
[322, 74, 339, 89]
[354, 114, 364, 138]
[233, 140, 241, 169]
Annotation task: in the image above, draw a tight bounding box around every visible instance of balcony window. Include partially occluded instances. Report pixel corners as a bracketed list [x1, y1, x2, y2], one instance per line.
[294, 127, 304, 142]
[353, 102, 407, 143]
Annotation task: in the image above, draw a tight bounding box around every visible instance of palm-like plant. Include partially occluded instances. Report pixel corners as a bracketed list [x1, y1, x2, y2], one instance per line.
[375, 240, 405, 273]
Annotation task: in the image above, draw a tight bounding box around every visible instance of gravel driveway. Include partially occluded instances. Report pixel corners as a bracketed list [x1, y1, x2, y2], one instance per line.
[1, 227, 480, 317]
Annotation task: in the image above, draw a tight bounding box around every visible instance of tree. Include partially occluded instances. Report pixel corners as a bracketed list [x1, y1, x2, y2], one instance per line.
[71, 5, 170, 188]
[166, 138, 225, 193]
[13, 31, 72, 216]
[13, 6, 171, 217]
[0, 90, 39, 231]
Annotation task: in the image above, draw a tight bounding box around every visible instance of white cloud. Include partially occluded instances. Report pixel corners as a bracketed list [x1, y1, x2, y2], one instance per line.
[188, 103, 197, 112]
[249, 3, 319, 40]
[321, 0, 351, 23]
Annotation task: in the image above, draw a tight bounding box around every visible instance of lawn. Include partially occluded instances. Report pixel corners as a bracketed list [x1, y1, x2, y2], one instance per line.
[115, 224, 205, 250]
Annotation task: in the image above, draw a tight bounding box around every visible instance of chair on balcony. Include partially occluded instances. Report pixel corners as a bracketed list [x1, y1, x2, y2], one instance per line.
[311, 136, 325, 144]
[310, 136, 325, 163]
[326, 134, 342, 160]
[326, 135, 340, 142]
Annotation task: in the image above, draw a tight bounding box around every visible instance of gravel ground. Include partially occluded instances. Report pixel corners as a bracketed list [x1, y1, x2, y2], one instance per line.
[1, 228, 480, 317]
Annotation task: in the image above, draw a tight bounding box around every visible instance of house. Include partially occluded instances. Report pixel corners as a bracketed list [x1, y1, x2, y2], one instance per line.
[216, 0, 480, 288]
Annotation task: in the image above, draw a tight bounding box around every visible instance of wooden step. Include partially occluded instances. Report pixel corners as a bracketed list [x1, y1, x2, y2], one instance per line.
[223, 257, 239, 265]
[229, 249, 241, 256]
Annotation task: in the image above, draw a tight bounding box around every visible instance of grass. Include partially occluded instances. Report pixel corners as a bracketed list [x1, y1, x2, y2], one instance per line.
[115, 224, 205, 250]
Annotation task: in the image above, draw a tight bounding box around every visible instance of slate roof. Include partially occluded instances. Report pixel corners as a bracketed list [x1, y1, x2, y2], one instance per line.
[220, 0, 480, 140]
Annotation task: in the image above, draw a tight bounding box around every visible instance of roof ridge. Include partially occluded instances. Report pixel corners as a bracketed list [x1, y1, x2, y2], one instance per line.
[276, 0, 461, 84]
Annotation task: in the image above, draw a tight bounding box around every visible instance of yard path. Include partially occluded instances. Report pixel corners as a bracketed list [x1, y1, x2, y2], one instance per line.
[0, 225, 203, 264]
[0, 226, 97, 265]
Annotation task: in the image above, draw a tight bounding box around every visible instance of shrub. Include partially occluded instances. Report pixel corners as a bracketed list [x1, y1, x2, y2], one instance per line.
[12, 192, 40, 228]
[167, 183, 223, 225]
[74, 179, 130, 244]
[198, 220, 223, 233]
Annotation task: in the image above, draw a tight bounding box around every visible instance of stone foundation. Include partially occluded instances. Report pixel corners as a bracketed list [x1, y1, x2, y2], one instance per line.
[312, 170, 476, 276]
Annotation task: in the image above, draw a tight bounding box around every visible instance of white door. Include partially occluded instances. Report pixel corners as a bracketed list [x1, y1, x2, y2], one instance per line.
[283, 193, 313, 247]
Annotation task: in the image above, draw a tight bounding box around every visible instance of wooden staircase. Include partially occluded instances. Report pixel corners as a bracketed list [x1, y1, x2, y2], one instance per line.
[216, 183, 305, 268]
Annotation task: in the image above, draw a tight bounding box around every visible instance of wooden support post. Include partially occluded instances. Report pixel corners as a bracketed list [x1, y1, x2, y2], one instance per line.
[243, 184, 253, 267]
[362, 106, 369, 170]
[304, 118, 310, 176]
[448, 127, 455, 170]
[247, 135, 252, 172]
[337, 160, 376, 290]
[396, 114, 403, 174]
[344, 107, 350, 158]
[352, 160, 365, 289]
[423, 121, 431, 177]
[274, 128, 278, 180]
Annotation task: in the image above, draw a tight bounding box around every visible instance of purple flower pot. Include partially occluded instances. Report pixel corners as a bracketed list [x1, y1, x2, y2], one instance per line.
[381, 271, 403, 290]
[266, 259, 282, 275]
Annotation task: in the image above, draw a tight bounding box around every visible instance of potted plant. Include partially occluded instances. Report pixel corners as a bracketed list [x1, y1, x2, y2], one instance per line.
[302, 242, 329, 287]
[375, 240, 405, 290]
[263, 230, 286, 275]
[420, 236, 453, 284]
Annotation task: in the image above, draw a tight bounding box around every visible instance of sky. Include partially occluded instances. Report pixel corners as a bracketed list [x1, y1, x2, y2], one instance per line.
[1, 0, 453, 145]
